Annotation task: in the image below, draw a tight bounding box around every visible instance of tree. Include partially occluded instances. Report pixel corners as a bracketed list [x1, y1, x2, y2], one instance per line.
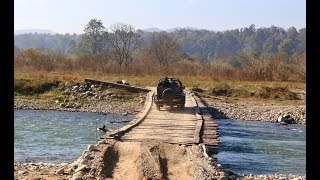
[66, 40, 77, 54]
[79, 19, 106, 54]
[106, 23, 142, 67]
[146, 32, 182, 66]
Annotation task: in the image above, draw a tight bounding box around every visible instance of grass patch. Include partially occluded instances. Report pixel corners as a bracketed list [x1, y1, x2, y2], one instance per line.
[256, 86, 299, 100]
[14, 78, 60, 95]
[14, 70, 305, 102]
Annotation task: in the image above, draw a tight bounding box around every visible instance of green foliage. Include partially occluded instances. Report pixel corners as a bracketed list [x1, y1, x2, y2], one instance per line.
[78, 19, 106, 55]
[14, 25, 306, 59]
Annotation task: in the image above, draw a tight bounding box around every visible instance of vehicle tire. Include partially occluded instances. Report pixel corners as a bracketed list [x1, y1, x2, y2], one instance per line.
[162, 88, 175, 100]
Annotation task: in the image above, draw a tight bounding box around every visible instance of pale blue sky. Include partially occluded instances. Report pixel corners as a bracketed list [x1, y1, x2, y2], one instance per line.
[14, 0, 306, 34]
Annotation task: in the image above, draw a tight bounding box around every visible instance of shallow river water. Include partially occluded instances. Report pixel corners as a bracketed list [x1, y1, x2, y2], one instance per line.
[14, 109, 133, 164]
[14, 110, 305, 175]
[215, 119, 306, 175]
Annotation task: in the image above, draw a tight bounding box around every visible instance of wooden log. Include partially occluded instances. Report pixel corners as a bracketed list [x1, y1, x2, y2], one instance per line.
[84, 78, 150, 92]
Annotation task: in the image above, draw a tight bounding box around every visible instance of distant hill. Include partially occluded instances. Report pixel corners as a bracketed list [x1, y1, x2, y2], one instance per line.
[143, 27, 200, 33]
[166, 27, 199, 32]
[142, 28, 163, 32]
[14, 29, 55, 35]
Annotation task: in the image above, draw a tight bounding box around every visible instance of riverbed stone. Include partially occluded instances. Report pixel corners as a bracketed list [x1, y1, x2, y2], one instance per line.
[18, 170, 28, 174]
[87, 144, 95, 152]
[72, 173, 83, 180]
[75, 165, 87, 172]
[56, 167, 64, 175]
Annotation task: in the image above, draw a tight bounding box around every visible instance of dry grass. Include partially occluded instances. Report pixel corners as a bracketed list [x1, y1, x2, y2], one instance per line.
[14, 70, 305, 91]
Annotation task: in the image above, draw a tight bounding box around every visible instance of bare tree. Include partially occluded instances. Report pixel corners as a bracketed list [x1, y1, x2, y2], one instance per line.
[106, 23, 142, 67]
[148, 32, 182, 66]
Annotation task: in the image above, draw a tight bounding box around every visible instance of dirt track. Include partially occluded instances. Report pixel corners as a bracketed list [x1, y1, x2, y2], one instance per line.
[14, 140, 222, 180]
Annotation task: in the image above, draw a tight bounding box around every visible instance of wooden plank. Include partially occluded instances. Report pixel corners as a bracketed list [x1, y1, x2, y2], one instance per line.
[106, 92, 153, 138]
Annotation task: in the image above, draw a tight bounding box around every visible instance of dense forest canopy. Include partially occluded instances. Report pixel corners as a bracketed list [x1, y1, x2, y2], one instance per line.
[14, 24, 306, 60]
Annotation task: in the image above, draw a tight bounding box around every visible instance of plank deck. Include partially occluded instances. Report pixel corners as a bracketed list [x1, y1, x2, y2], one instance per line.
[103, 88, 220, 149]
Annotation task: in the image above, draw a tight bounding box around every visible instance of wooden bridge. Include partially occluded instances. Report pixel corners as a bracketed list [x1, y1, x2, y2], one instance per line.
[102, 87, 220, 153]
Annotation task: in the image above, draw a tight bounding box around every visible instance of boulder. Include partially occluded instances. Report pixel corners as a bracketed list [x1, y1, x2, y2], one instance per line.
[56, 167, 64, 175]
[87, 144, 95, 152]
[284, 114, 291, 119]
[278, 114, 295, 124]
[75, 165, 87, 172]
[284, 117, 295, 124]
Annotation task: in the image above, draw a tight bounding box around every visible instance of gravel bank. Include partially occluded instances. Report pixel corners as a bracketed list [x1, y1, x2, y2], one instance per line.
[14, 81, 147, 115]
[205, 100, 306, 124]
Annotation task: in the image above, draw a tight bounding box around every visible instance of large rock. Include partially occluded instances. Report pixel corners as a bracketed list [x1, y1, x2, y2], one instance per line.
[75, 165, 87, 172]
[284, 117, 295, 124]
[56, 167, 64, 175]
[278, 114, 295, 124]
[87, 144, 95, 152]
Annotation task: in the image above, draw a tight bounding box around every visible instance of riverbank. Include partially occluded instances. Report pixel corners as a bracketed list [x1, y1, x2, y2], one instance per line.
[199, 96, 306, 125]
[14, 141, 225, 180]
[15, 80, 147, 115]
[14, 141, 306, 180]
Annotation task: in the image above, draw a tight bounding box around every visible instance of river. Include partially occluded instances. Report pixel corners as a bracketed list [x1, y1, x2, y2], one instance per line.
[215, 119, 306, 175]
[14, 110, 306, 175]
[14, 109, 133, 164]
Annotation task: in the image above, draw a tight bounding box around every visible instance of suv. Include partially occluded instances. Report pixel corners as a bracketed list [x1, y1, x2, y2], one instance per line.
[154, 77, 186, 110]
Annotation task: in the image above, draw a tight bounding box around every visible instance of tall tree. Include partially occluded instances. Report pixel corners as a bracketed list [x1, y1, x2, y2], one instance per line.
[79, 19, 106, 54]
[147, 32, 182, 66]
[106, 23, 142, 67]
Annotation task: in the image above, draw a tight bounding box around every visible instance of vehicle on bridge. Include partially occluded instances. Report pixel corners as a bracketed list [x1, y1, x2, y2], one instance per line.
[154, 77, 186, 110]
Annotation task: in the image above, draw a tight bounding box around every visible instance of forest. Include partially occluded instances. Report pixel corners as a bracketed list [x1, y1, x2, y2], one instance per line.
[14, 19, 306, 82]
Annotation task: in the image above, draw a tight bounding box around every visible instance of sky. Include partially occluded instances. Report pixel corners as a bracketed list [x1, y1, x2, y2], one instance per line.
[14, 0, 306, 34]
